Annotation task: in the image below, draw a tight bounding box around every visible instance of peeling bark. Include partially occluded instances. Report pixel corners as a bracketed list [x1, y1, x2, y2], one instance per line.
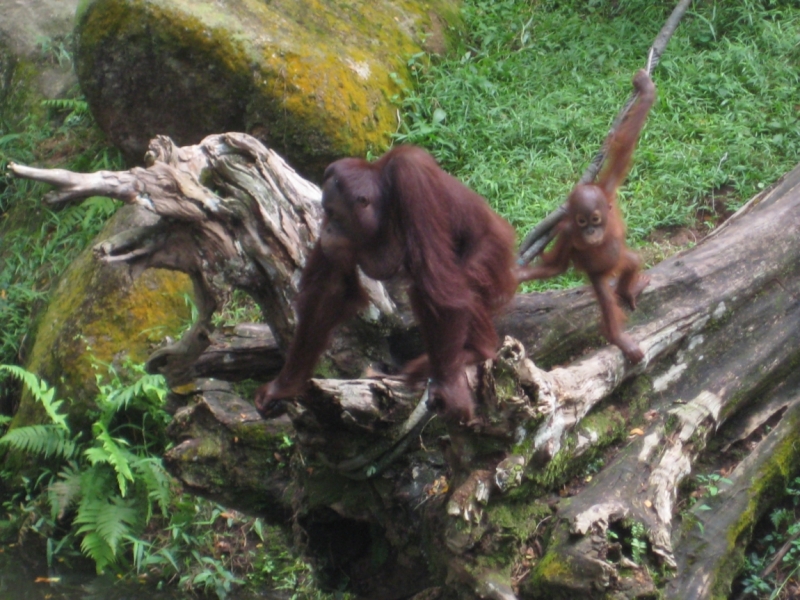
[9, 136, 800, 599]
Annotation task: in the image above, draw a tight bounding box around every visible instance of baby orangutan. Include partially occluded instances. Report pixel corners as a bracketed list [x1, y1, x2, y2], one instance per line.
[517, 69, 655, 363]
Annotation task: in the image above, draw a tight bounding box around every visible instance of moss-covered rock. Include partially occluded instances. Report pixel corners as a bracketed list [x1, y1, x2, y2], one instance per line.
[0, 0, 79, 133]
[0, 0, 80, 105]
[74, 0, 462, 178]
[12, 206, 192, 431]
[0, 43, 40, 128]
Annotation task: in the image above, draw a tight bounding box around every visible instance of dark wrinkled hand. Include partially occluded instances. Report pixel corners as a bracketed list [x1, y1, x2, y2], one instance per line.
[425, 375, 477, 425]
[254, 380, 302, 420]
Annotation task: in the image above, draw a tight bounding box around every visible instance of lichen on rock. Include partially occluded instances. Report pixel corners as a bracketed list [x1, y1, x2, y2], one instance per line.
[74, 0, 462, 177]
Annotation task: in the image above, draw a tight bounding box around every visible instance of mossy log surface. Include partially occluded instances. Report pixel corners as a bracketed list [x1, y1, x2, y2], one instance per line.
[8, 137, 800, 600]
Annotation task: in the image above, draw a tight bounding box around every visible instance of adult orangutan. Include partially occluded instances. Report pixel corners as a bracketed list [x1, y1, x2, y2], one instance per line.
[517, 69, 656, 363]
[254, 145, 518, 422]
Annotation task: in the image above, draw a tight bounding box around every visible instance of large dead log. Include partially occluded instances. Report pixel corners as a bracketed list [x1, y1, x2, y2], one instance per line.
[8, 136, 800, 599]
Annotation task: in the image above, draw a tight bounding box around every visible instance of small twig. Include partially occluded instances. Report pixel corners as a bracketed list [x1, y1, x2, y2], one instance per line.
[761, 527, 800, 579]
[518, 0, 694, 263]
[768, 560, 800, 600]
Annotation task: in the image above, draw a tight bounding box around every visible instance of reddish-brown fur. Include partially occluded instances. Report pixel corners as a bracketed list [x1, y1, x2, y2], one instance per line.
[517, 70, 656, 363]
[254, 145, 518, 422]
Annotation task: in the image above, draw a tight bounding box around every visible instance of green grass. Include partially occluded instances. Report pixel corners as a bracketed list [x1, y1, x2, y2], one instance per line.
[395, 0, 800, 246]
[0, 97, 123, 393]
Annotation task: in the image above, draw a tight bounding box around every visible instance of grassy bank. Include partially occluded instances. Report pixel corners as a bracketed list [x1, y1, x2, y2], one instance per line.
[396, 0, 800, 247]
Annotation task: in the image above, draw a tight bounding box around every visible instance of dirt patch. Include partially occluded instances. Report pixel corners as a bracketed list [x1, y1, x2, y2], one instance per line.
[640, 225, 705, 266]
[640, 186, 738, 266]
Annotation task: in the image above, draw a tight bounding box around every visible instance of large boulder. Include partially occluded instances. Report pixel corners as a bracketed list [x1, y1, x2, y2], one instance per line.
[0, 0, 80, 123]
[0, 1, 199, 433]
[74, 0, 462, 178]
[11, 206, 192, 432]
[0, 0, 78, 60]
[1, 19, 198, 428]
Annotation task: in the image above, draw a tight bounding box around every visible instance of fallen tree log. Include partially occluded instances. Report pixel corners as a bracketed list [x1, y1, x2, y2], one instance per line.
[8, 135, 800, 599]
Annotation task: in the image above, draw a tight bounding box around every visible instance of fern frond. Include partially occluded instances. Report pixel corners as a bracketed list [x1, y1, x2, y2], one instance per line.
[97, 497, 139, 552]
[76, 495, 139, 558]
[0, 424, 75, 459]
[0, 365, 48, 401]
[41, 98, 88, 112]
[85, 423, 133, 496]
[79, 531, 115, 573]
[48, 463, 83, 520]
[104, 373, 167, 411]
[0, 365, 68, 430]
[132, 456, 173, 519]
[75, 491, 113, 567]
[78, 467, 113, 505]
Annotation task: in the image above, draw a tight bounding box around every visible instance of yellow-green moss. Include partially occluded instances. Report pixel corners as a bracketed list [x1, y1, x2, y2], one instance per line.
[489, 500, 551, 543]
[76, 0, 255, 101]
[695, 408, 800, 598]
[529, 549, 575, 589]
[231, 421, 290, 451]
[15, 241, 191, 429]
[579, 407, 627, 443]
[0, 50, 46, 127]
[620, 375, 653, 417]
[179, 435, 224, 460]
[313, 356, 339, 379]
[727, 418, 800, 543]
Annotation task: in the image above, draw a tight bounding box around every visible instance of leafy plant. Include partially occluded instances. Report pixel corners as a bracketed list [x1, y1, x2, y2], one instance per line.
[737, 477, 800, 598]
[36, 34, 74, 69]
[0, 364, 344, 598]
[0, 364, 173, 572]
[41, 98, 91, 128]
[628, 521, 648, 565]
[0, 39, 124, 397]
[696, 472, 734, 499]
[0, 365, 74, 458]
[606, 519, 649, 565]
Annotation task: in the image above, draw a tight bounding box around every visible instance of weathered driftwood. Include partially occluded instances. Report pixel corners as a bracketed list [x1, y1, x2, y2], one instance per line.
[9, 136, 800, 600]
[9, 134, 403, 385]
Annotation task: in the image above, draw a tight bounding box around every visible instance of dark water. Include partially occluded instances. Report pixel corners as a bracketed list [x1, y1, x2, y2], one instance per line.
[0, 548, 185, 600]
[0, 547, 282, 600]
